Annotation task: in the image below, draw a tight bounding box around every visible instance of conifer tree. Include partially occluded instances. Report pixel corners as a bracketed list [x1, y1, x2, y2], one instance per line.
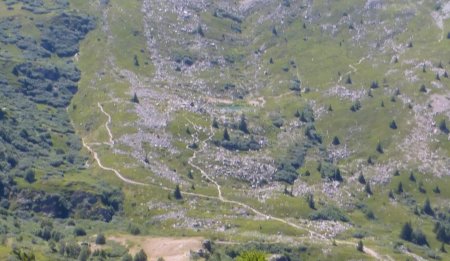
[131, 93, 139, 103]
[223, 127, 230, 141]
[332, 136, 340, 145]
[174, 185, 182, 200]
[358, 173, 366, 184]
[356, 240, 364, 252]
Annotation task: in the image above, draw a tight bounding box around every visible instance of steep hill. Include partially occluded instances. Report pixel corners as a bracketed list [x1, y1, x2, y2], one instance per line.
[0, 0, 450, 260]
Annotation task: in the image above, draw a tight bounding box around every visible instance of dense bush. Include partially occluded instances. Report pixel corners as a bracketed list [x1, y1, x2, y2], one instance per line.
[207, 241, 306, 261]
[304, 124, 322, 144]
[273, 143, 307, 184]
[134, 250, 147, 261]
[13, 62, 82, 107]
[96, 234, 106, 245]
[400, 222, 429, 246]
[434, 212, 450, 244]
[73, 227, 86, 236]
[0, 17, 22, 44]
[290, 78, 301, 91]
[318, 161, 343, 182]
[214, 136, 261, 152]
[309, 206, 349, 222]
[213, 9, 243, 23]
[40, 13, 96, 57]
[299, 105, 314, 123]
[128, 224, 141, 235]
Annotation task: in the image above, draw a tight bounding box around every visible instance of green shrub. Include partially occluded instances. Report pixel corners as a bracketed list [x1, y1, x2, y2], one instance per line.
[95, 234, 106, 245]
[236, 251, 266, 261]
[73, 227, 86, 237]
[309, 206, 349, 222]
[134, 249, 147, 261]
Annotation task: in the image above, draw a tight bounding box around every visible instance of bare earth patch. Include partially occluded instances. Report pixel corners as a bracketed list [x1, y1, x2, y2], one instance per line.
[108, 236, 203, 261]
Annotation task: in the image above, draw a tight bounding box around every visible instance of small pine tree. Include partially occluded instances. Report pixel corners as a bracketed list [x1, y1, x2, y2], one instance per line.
[388, 190, 394, 199]
[196, 24, 204, 37]
[376, 142, 383, 154]
[328, 105, 333, 111]
[332, 136, 340, 145]
[400, 222, 413, 241]
[422, 64, 426, 73]
[223, 127, 230, 141]
[307, 194, 315, 209]
[133, 55, 139, 67]
[390, 120, 398, 129]
[368, 89, 373, 97]
[187, 170, 194, 179]
[418, 184, 426, 194]
[433, 186, 441, 194]
[294, 109, 301, 117]
[444, 71, 449, 78]
[356, 240, 364, 252]
[397, 182, 403, 194]
[131, 93, 139, 103]
[272, 26, 278, 36]
[346, 75, 352, 84]
[239, 114, 249, 134]
[413, 230, 429, 246]
[408, 41, 413, 48]
[436, 73, 441, 81]
[381, 101, 384, 107]
[370, 81, 379, 89]
[440, 243, 447, 253]
[365, 182, 373, 195]
[173, 185, 182, 200]
[358, 173, 366, 184]
[334, 168, 343, 182]
[394, 169, 400, 176]
[409, 172, 416, 182]
[439, 119, 449, 134]
[419, 84, 427, 93]
[367, 156, 374, 165]
[300, 112, 307, 122]
[423, 198, 434, 216]
[212, 117, 219, 128]
[134, 249, 147, 261]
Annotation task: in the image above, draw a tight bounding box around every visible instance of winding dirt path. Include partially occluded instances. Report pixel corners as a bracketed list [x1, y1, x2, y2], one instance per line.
[82, 102, 391, 260]
[98, 102, 114, 146]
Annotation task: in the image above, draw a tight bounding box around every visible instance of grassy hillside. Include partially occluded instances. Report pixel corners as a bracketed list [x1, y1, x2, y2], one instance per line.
[0, 0, 450, 260]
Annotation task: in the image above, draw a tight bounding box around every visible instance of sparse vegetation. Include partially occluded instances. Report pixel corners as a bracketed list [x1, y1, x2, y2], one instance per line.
[0, 0, 449, 260]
